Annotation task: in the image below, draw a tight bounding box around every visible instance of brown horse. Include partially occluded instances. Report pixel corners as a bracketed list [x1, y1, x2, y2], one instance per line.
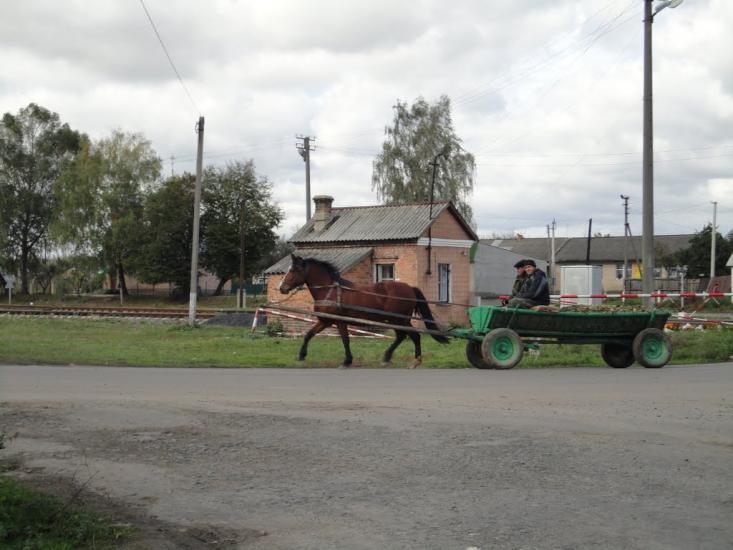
[278, 254, 449, 367]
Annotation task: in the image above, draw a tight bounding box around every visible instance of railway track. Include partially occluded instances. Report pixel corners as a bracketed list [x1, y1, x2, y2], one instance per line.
[0, 305, 220, 319]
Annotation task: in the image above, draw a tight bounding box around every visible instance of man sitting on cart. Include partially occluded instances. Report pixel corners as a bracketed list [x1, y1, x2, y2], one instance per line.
[506, 259, 550, 308]
[501, 259, 529, 306]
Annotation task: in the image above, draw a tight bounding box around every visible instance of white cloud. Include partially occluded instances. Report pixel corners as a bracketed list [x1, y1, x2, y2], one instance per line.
[1, 0, 731, 240]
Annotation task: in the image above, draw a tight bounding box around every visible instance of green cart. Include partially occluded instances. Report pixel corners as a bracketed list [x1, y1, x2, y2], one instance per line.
[451, 306, 672, 370]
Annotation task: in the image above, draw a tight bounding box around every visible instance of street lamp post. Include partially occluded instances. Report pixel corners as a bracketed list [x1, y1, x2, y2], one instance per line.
[642, 0, 683, 308]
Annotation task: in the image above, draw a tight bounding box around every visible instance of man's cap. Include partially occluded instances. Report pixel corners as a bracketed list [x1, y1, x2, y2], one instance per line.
[524, 259, 537, 267]
[513, 259, 527, 269]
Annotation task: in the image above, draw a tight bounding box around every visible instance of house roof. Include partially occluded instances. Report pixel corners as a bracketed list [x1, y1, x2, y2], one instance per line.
[485, 234, 693, 263]
[483, 237, 569, 262]
[263, 247, 373, 275]
[289, 201, 478, 244]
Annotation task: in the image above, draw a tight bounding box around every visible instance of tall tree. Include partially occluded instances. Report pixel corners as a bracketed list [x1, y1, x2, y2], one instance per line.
[372, 95, 475, 224]
[54, 130, 161, 294]
[135, 174, 195, 293]
[201, 161, 283, 295]
[666, 224, 733, 277]
[0, 103, 82, 293]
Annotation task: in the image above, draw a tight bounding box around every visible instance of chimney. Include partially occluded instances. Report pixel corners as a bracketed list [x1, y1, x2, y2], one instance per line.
[312, 195, 334, 232]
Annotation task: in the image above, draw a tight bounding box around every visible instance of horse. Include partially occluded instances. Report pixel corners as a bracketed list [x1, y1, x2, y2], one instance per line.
[278, 254, 449, 368]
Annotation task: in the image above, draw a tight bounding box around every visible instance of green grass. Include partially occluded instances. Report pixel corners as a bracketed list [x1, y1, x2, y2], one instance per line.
[0, 317, 731, 368]
[0, 476, 133, 549]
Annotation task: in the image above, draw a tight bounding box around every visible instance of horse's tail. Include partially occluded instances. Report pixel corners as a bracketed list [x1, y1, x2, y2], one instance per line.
[412, 287, 450, 344]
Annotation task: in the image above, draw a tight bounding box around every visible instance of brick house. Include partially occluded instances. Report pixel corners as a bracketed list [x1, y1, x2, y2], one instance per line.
[264, 196, 478, 325]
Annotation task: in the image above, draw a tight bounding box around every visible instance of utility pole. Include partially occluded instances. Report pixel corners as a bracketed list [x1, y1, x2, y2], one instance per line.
[621, 195, 630, 293]
[238, 197, 246, 309]
[188, 116, 205, 326]
[642, 0, 655, 308]
[169, 155, 175, 177]
[550, 219, 556, 292]
[642, 0, 684, 308]
[710, 201, 718, 283]
[296, 135, 316, 220]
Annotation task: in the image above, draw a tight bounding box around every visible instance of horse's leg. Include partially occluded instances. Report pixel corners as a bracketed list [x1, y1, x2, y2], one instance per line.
[408, 331, 422, 369]
[336, 322, 353, 367]
[299, 320, 329, 361]
[382, 330, 407, 366]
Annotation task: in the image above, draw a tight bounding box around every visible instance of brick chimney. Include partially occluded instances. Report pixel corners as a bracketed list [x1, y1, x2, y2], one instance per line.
[312, 195, 334, 232]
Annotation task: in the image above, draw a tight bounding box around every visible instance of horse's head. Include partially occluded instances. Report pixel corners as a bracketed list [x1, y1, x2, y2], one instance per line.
[279, 254, 307, 294]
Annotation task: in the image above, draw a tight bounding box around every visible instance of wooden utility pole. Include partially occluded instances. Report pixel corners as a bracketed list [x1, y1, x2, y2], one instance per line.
[188, 116, 205, 326]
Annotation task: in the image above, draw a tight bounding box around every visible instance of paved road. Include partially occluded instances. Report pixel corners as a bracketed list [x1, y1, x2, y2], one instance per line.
[1, 364, 732, 549]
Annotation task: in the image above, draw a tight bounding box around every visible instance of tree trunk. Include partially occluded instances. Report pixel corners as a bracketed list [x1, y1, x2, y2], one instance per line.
[20, 244, 30, 295]
[118, 263, 129, 296]
[214, 277, 229, 296]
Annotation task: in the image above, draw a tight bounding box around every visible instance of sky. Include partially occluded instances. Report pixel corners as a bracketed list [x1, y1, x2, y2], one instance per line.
[1, 0, 732, 241]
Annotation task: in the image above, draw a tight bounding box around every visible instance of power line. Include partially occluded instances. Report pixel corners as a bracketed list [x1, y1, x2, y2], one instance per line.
[138, 0, 200, 115]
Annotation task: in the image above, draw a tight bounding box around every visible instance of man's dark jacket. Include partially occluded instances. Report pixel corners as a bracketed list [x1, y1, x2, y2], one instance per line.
[516, 269, 550, 305]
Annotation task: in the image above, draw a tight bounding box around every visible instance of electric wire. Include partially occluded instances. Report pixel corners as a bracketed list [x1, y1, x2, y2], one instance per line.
[138, 0, 201, 115]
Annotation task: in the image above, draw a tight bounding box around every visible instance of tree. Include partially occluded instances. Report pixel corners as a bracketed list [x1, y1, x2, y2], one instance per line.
[201, 161, 283, 295]
[0, 103, 82, 293]
[54, 130, 161, 294]
[135, 174, 195, 293]
[665, 224, 733, 277]
[372, 95, 475, 224]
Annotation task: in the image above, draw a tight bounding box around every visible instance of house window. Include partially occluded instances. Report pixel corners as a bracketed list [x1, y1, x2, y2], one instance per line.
[615, 263, 632, 279]
[375, 263, 395, 282]
[438, 263, 451, 303]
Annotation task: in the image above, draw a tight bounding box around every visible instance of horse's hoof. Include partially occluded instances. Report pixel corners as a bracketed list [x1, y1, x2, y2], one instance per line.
[339, 364, 351, 369]
[409, 358, 422, 369]
[381, 361, 391, 367]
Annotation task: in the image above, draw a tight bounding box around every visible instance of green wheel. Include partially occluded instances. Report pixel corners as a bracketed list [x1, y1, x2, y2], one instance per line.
[632, 328, 672, 368]
[481, 328, 523, 369]
[601, 342, 635, 368]
[466, 341, 494, 369]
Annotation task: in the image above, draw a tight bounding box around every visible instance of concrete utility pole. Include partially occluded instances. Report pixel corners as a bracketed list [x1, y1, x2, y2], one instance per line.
[710, 201, 718, 282]
[188, 116, 205, 327]
[621, 195, 630, 293]
[550, 218, 556, 292]
[238, 198, 246, 309]
[296, 135, 316, 220]
[642, 0, 655, 307]
[642, 0, 684, 308]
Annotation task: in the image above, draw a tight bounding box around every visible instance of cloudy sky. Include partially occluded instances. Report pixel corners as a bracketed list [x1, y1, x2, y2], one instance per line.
[2, 0, 731, 240]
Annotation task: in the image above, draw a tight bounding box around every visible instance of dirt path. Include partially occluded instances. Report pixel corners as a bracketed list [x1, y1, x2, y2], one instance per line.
[1, 364, 732, 549]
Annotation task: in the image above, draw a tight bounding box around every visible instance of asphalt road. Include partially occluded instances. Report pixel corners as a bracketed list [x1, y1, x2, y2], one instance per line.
[1, 363, 732, 549]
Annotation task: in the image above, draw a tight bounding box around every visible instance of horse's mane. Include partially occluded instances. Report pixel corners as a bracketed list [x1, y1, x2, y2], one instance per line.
[303, 257, 354, 287]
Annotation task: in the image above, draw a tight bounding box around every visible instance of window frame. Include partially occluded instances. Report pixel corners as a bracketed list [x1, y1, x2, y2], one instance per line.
[437, 263, 451, 303]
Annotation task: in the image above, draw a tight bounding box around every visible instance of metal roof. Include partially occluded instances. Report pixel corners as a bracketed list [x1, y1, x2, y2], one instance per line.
[263, 247, 373, 275]
[485, 234, 693, 262]
[289, 201, 477, 244]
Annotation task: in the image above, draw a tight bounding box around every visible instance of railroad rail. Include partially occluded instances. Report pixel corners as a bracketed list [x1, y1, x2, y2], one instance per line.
[0, 305, 220, 319]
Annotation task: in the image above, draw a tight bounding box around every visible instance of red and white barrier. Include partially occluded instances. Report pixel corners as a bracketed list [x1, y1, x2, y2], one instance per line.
[497, 292, 731, 301]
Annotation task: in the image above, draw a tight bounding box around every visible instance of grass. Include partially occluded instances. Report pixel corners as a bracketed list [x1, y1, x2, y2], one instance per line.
[0, 317, 731, 368]
[0, 475, 133, 549]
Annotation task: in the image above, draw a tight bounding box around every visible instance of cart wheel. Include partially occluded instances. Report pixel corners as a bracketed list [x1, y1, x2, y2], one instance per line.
[466, 341, 494, 369]
[481, 328, 523, 369]
[601, 342, 635, 368]
[632, 328, 672, 368]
